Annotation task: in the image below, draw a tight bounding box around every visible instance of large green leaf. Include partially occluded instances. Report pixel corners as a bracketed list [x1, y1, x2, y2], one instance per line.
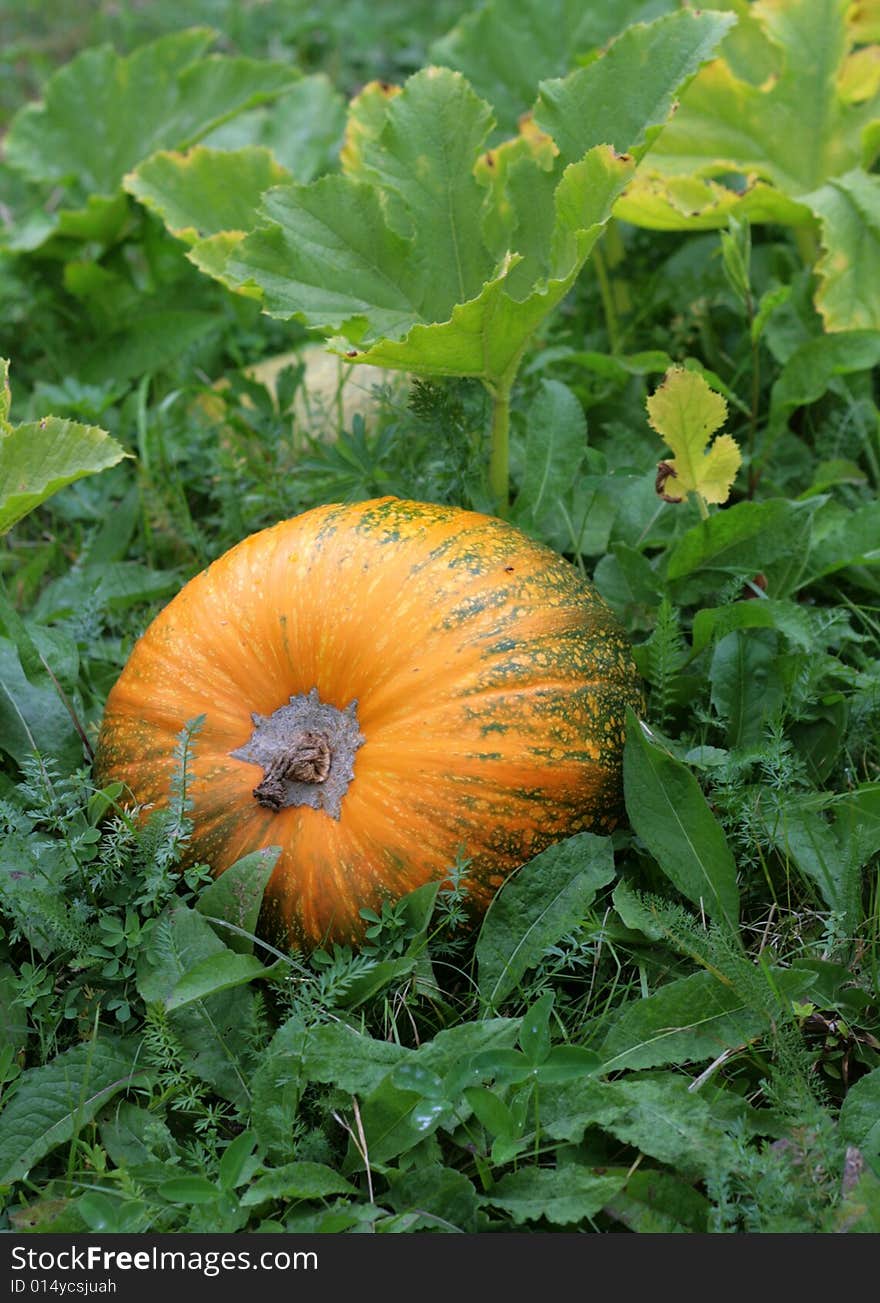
[197, 12, 731, 389]
[598, 967, 815, 1072]
[623, 710, 740, 928]
[616, 0, 880, 330]
[126, 146, 291, 245]
[620, 0, 879, 194]
[124, 146, 290, 293]
[3, 28, 300, 253]
[0, 1038, 150, 1184]
[201, 73, 346, 182]
[484, 1164, 628, 1226]
[476, 832, 615, 1008]
[5, 30, 299, 197]
[801, 170, 880, 330]
[0, 359, 125, 536]
[533, 10, 737, 165]
[195, 847, 281, 954]
[540, 1072, 748, 1177]
[431, 0, 675, 132]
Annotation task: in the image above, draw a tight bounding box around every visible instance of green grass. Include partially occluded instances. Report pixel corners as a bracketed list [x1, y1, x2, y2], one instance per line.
[0, 0, 878, 1236]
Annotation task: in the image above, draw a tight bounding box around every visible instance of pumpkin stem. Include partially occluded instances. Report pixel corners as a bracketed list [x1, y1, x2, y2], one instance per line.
[253, 730, 332, 810]
[486, 350, 526, 514]
[231, 688, 364, 821]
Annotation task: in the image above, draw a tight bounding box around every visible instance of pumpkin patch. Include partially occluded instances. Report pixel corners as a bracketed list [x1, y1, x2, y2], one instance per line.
[95, 497, 643, 949]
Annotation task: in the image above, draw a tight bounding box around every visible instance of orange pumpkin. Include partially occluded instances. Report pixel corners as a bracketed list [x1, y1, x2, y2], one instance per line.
[95, 497, 642, 948]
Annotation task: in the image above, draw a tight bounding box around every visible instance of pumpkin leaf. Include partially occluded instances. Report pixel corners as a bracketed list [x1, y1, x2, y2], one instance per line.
[476, 831, 615, 1008]
[646, 366, 741, 507]
[4, 29, 300, 208]
[431, 0, 675, 133]
[196, 846, 281, 954]
[0, 359, 126, 537]
[802, 170, 880, 331]
[125, 145, 291, 242]
[124, 146, 291, 292]
[200, 72, 346, 182]
[148, 11, 730, 397]
[616, 0, 880, 330]
[0, 1037, 151, 1184]
[532, 9, 737, 165]
[623, 710, 740, 929]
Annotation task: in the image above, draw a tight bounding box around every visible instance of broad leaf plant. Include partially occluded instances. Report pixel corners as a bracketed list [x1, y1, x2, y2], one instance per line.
[125, 10, 735, 507]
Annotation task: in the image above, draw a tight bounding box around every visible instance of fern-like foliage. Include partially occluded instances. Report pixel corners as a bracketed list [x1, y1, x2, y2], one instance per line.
[633, 597, 689, 728]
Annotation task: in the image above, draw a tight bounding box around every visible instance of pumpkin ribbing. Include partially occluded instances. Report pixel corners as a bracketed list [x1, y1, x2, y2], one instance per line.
[95, 497, 643, 949]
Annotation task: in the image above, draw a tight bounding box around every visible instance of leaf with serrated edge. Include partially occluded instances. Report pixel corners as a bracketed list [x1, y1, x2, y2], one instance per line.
[0, 1038, 150, 1184]
[431, 0, 676, 133]
[615, 0, 880, 330]
[0, 360, 126, 535]
[647, 367, 741, 505]
[477, 832, 615, 1007]
[220, 13, 731, 384]
[125, 146, 290, 245]
[599, 968, 814, 1072]
[802, 169, 880, 330]
[485, 1165, 628, 1225]
[534, 9, 738, 166]
[4, 30, 300, 199]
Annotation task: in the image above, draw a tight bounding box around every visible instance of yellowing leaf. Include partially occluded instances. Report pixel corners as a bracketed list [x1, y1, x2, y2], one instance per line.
[616, 0, 880, 331]
[646, 367, 741, 507]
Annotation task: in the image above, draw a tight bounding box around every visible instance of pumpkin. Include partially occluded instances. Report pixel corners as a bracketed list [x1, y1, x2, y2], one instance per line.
[95, 497, 643, 949]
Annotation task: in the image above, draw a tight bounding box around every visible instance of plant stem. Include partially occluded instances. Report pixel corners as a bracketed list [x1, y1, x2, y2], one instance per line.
[593, 244, 621, 355]
[486, 355, 524, 513]
[488, 381, 512, 512]
[603, 219, 632, 317]
[695, 492, 710, 521]
[745, 291, 761, 497]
